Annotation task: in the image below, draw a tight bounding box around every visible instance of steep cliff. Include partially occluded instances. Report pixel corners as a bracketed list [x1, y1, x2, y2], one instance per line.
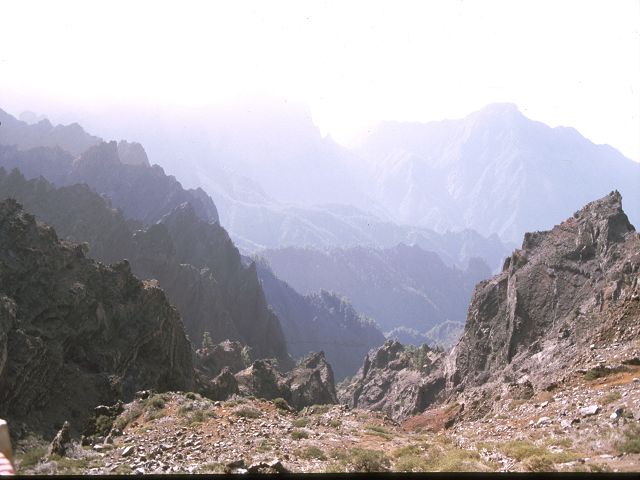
[449, 191, 640, 393]
[0, 199, 194, 437]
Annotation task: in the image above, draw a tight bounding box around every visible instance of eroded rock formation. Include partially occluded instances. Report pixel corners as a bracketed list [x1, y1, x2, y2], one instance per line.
[0, 200, 194, 436]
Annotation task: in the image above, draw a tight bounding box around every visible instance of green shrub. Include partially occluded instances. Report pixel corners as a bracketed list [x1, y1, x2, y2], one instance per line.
[500, 440, 546, 461]
[618, 423, 640, 454]
[16, 447, 47, 471]
[144, 394, 166, 410]
[293, 417, 309, 428]
[273, 398, 291, 411]
[348, 448, 391, 472]
[329, 419, 341, 428]
[291, 429, 309, 440]
[395, 454, 430, 472]
[185, 392, 197, 400]
[94, 414, 112, 436]
[233, 406, 261, 419]
[365, 424, 393, 440]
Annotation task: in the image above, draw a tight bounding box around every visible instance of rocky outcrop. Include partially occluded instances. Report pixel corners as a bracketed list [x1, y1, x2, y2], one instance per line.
[286, 352, 337, 409]
[117, 140, 150, 167]
[235, 360, 289, 401]
[338, 340, 446, 422]
[256, 259, 385, 381]
[0, 199, 194, 437]
[235, 352, 338, 410]
[194, 340, 248, 378]
[449, 191, 640, 394]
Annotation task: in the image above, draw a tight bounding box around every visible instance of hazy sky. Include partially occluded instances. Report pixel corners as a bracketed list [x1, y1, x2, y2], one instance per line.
[1, 0, 639, 160]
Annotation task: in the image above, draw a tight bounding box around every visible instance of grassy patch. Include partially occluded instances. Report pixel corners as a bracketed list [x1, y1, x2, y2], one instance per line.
[395, 455, 431, 472]
[617, 423, 640, 454]
[524, 455, 555, 472]
[233, 406, 261, 419]
[298, 446, 327, 460]
[584, 365, 627, 381]
[49, 455, 91, 474]
[291, 429, 309, 440]
[500, 440, 547, 461]
[16, 447, 47, 471]
[500, 440, 581, 470]
[196, 462, 225, 473]
[426, 448, 488, 472]
[393, 445, 423, 458]
[602, 391, 622, 405]
[365, 424, 393, 440]
[310, 404, 332, 415]
[257, 439, 276, 453]
[330, 447, 390, 472]
[329, 419, 341, 428]
[544, 437, 573, 448]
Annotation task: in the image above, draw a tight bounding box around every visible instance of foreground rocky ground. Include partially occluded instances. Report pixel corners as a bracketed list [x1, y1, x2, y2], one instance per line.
[13, 357, 640, 474]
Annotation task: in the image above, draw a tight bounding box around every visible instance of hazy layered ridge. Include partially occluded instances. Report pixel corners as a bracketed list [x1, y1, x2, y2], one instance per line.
[0, 109, 218, 225]
[0, 165, 288, 362]
[259, 244, 491, 334]
[254, 258, 386, 381]
[356, 103, 640, 242]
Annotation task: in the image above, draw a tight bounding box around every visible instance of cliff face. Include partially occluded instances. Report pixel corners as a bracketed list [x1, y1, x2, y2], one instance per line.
[449, 191, 640, 392]
[0, 199, 194, 436]
[0, 169, 289, 363]
[137, 204, 289, 362]
[338, 340, 446, 422]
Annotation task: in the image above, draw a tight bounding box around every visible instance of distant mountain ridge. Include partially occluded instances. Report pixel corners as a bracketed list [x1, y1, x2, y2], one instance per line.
[0, 108, 218, 225]
[259, 244, 491, 335]
[356, 103, 640, 242]
[254, 259, 386, 380]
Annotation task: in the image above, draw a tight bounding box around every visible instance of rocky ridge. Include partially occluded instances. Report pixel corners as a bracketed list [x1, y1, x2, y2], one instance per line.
[339, 191, 640, 430]
[0, 199, 195, 437]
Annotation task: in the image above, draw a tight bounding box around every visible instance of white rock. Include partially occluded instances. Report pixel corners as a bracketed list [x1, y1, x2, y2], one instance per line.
[536, 416, 551, 425]
[580, 405, 600, 417]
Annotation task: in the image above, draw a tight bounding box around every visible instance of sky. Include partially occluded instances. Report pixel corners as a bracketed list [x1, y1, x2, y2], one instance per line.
[1, 0, 639, 160]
